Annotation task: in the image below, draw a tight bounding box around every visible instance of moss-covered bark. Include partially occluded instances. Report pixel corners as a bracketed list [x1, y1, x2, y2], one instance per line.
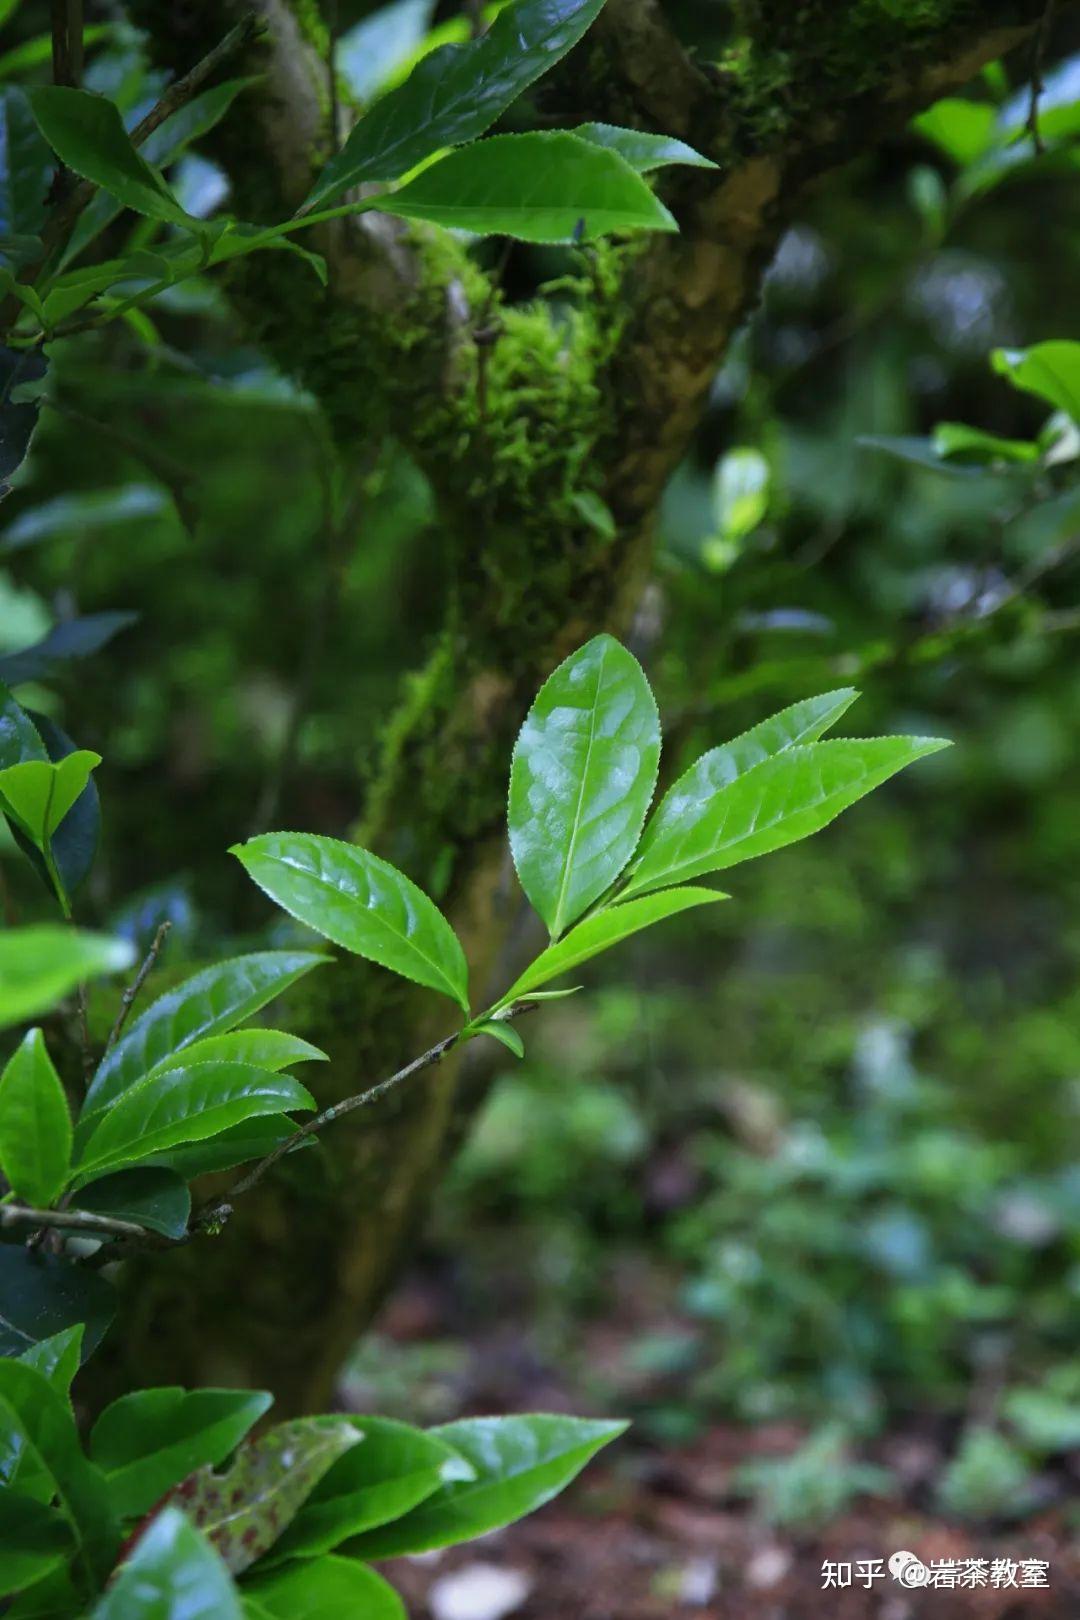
[97, 0, 1059, 1412]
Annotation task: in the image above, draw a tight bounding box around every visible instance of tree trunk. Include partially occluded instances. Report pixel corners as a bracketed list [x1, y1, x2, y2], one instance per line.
[97, 0, 1056, 1412]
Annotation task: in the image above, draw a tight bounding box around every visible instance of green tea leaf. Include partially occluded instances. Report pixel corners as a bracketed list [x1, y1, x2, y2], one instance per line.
[247, 1556, 405, 1619]
[76, 1167, 191, 1240]
[0, 680, 47, 768]
[270, 1415, 471, 1561]
[0, 750, 100, 850]
[571, 121, 717, 172]
[0, 1029, 71, 1207]
[232, 833, 469, 1010]
[0, 1493, 72, 1597]
[0, 87, 53, 245]
[0, 926, 133, 1029]
[0, 1248, 115, 1360]
[475, 1019, 525, 1058]
[304, 0, 606, 207]
[992, 341, 1080, 420]
[501, 887, 724, 1003]
[73, 1064, 315, 1184]
[90, 1387, 272, 1520]
[90, 1506, 241, 1620]
[28, 87, 192, 226]
[147, 1028, 327, 1079]
[174, 1418, 361, 1574]
[622, 736, 950, 900]
[344, 1414, 626, 1558]
[380, 132, 677, 242]
[140, 1115, 317, 1181]
[509, 635, 661, 938]
[83, 951, 327, 1114]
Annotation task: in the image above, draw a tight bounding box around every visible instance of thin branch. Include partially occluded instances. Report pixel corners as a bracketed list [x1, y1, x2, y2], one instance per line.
[103, 921, 171, 1057]
[2, 1203, 150, 1240]
[50, 0, 72, 89]
[1026, 0, 1058, 154]
[68, 0, 85, 87]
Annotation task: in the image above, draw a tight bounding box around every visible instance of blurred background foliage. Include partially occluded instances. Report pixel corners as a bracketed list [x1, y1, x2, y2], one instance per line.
[3, 0, 1080, 1531]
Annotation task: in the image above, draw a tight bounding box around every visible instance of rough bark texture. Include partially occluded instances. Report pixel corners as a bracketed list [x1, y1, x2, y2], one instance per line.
[105, 0, 1059, 1411]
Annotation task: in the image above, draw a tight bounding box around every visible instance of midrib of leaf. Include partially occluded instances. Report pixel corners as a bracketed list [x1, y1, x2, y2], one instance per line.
[274, 849, 457, 998]
[550, 639, 607, 940]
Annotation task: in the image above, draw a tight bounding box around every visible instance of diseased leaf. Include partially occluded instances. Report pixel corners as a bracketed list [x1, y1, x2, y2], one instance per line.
[380, 132, 677, 242]
[0, 1029, 72, 1207]
[83, 951, 327, 1114]
[0, 926, 133, 1030]
[622, 736, 950, 900]
[0, 1248, 115, 1360]
[509, 634, 661, 938]
[304, 0, 607, 206]
[90, 1506, 241, 1620]
[571, 121, 717, 172]
[72, 1064, 315, 1185]
[76, 1168, 191, 1240]
[28, 87, 192, 226]
[344, 1414, 627, 1558]
[247, 1555, 405, 1619]
[500, 887, 724, 1004]
[271, 1416, 474, 1561]
[90, 1387, 272, 1520]
[173, 1418, 361, 1574]
[232, 833, 469, 1010]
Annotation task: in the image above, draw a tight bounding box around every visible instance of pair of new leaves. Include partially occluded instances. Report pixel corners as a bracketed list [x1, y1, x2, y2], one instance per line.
[9, 0, 715, 339]
[0, 1320, 623, 1618]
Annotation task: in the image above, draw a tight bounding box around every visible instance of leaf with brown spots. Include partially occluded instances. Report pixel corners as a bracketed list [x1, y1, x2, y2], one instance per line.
[171, 1418, 360, 1575]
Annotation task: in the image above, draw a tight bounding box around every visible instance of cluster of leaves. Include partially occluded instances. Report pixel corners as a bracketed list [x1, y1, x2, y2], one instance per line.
[0, 1320, 623, 1616]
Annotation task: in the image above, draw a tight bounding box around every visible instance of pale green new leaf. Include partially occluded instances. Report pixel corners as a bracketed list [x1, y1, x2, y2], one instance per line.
[73, 1064, 315, 1185]
[501, 887, 724, 1005]
[247, 1556, 404, 1620]
[270, 1416, 472, 1561]
[475, 1019, 525, 1058]
[571, 121, 717, 172]
[623, 736, 950, 900]
[0, 751, 100, 849]
[344, 1414, 626, 1558]
[992, 341, 1080, 421]
[28, 87, 192, 226]
[83, 951, 327, 1114]
[509, 634, 661, 938]
[232, 832, 469, 1010]
[90, 1507, 241, 1620]
[0, 1029, 71, 1207]
[303, 0, 606, 207]
[380, 132, 677, 243]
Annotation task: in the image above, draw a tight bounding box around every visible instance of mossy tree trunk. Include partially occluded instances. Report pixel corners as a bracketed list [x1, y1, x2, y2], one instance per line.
[107, 0, 1054, 1413]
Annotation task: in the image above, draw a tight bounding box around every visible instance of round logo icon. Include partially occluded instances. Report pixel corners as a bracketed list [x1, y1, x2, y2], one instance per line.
[889, 1551, 930, 1588]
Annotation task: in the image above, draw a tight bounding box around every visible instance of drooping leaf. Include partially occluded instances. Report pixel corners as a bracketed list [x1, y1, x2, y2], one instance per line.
[0, 1248, 115, 1360]
[344, 1414, 627, 1558]
[173, 1418, 361, 1574]
[90, 1387, 272, 1520]
[509, 635, 661, 938]
[379, 132, 677, 242]
[83, 951, 327, 1114]
[622, 736, 950, 900]
[146, 1028, 327, 1079]
[0, 1029, 72, 1207]
[571, 121, 717, 172]
[246, 1556, 405, 1620]
[76, 1167, 191, 1240]
[28, 87, 193, 226]
[474, 1019, 525, 1058]
[270, 1416, 473, 1561]
[991, 341, 1080, 420]
[0, 926, 133, 1030]
[0, 611, 138, 686]
[932, 422, 1039, 464]
[0, 343, 47, 491]
[90, 1506, 241, 1620]
[232, 833, 469, 1010]
[0, 484, 167, 554]
[0, 1493, 72, 1597]
[72, 1064, 315, 1185]
[303, 0, 606, 207]
[0, 1359, 118, 1580]
[0, 87, 53, 247]
[856, 432, 989, 479]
